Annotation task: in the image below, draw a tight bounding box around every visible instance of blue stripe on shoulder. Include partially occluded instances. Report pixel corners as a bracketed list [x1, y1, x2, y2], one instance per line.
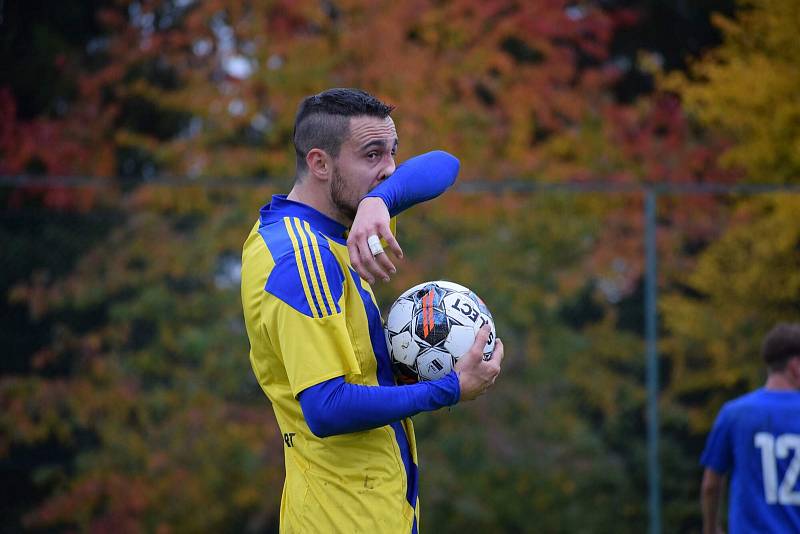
[291, 219, 328, 316]
[258, 219, 294, 262]
[259, 218, 345, 317]
[288, 217, 324, 317]
[264, 257, 317, 316]
[296, 218, 342, 316]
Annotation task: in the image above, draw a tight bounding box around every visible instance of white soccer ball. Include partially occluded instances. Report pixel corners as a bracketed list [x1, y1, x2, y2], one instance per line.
[384, 280, 495, 383]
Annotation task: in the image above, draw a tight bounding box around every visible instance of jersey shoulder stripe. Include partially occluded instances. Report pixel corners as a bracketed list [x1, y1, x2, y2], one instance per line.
[288, 216, 338, 317]
[284, 216, 324, 317]
[298, 218, 339, 315]
[260, 216, 344, 318]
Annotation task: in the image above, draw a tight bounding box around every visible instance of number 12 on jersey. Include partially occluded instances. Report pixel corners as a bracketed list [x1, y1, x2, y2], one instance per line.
[755, 432, 800, 505]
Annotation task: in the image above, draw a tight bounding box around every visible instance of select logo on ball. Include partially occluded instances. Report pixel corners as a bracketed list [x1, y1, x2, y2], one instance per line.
[385, 281, 495, 383]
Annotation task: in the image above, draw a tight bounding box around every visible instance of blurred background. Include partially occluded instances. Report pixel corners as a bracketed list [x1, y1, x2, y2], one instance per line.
[2, 0, 799, 532]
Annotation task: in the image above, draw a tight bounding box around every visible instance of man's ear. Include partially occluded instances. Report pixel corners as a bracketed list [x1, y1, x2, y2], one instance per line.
[306, 148, 332, 181]
[790, 356, 800, 383]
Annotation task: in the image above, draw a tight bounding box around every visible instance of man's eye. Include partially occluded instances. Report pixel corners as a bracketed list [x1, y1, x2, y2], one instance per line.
[367, 152, 378, 160]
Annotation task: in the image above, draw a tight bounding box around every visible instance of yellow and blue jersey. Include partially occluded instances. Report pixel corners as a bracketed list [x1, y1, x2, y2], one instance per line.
[241, 195, 420, 533]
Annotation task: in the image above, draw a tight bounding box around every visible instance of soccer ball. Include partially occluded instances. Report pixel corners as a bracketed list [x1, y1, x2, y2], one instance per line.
[384, 280, 496, 383]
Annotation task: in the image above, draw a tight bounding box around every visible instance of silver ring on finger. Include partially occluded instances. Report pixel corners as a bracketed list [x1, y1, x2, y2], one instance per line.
[367, 234, 384, 257]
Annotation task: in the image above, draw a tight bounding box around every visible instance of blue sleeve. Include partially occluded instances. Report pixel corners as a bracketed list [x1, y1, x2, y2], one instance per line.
[298, 371, 461, 438]
[365, 150, 459, 217]
[700, 404, 733, 474]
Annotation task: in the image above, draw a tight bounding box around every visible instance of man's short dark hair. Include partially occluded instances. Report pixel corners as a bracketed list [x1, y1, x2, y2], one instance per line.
[293, 88, 394, 176]
[762, 323, 800, 371]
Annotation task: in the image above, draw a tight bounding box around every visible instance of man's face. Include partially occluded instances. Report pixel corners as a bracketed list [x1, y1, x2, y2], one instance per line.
[330, 115, 398, 223]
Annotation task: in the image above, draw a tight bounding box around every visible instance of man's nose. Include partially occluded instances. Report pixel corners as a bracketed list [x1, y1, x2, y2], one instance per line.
[382, 156, 396, 179]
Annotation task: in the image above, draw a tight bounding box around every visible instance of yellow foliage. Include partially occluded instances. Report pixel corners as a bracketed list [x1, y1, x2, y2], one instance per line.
[662, 195, 800, 431]
[663, 0, 800, 183]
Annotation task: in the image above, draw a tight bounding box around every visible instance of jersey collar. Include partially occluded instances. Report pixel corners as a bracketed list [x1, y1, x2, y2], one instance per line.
[260, 194, 348, 244]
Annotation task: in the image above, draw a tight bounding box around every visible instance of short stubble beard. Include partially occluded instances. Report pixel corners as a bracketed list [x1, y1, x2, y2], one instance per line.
[330, 165, 358, 224]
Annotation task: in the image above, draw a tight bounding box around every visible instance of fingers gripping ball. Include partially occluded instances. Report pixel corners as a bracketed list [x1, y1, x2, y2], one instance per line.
[384, 281, 495, 383]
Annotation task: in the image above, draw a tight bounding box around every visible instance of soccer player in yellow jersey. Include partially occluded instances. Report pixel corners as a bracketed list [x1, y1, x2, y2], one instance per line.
[241, 88, 504, 533]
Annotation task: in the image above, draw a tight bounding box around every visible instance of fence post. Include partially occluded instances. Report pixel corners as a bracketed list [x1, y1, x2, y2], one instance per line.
[645, 188, 661, 534]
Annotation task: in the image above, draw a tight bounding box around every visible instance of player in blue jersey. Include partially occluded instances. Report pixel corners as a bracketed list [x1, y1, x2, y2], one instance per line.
[700, 323, 800, 534]
[241, 88, 504, 533]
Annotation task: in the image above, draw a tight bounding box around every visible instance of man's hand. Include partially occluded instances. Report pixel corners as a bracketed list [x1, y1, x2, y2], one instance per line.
[347, 197, 403, 284]
[454, 326, 504, 401]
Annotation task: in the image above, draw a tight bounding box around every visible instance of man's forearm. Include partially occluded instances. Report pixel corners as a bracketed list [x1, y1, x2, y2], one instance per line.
[298, 372, 460, 438]
[701, 469, 724, 534]
[365, 150, 459, 216]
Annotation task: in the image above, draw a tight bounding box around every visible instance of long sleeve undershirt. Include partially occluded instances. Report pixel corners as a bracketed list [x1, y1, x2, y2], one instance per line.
[299, 372, 460, 438]
[365, 150, 459, 217]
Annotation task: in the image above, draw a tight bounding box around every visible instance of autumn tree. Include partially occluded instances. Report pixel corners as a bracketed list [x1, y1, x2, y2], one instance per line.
[1, 0, 754, 532]
[652, 0, 800, 528]
[661, 0, 800, 433]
